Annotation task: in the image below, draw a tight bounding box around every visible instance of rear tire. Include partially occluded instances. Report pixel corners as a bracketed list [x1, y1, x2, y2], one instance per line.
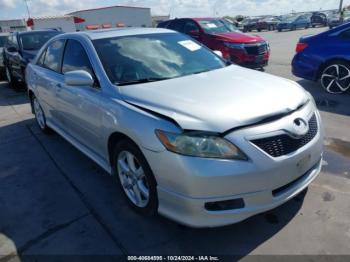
[112, 140, 158, 216]
[32, 96, 53, 134]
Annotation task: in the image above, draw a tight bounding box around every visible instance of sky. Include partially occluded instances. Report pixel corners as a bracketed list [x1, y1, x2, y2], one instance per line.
[0, 0, 349, 20]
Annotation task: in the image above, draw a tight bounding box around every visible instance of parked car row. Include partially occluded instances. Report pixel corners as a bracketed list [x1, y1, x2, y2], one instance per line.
[328, 11, 350, 29]
[242, 12, 332, 33]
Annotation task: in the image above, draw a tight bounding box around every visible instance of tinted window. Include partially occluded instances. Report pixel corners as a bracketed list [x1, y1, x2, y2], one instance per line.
[43, 39, 65, 72]
[168, 20, 185, 32]
[93, 33, 226, 85]
[62, 40, 93, 75]
[183, 20, 199, 34]
[20, 31, 60, 51]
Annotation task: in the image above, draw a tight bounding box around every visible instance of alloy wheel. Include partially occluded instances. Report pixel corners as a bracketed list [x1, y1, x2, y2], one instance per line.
[33, 98, 45, 129]
[117, 151, 150, 208]
[321, 64, 350, 94]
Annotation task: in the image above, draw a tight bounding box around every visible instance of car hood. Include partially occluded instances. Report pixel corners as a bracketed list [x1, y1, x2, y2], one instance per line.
[119, 65, 308, 133]
[211, 31, 263, 43]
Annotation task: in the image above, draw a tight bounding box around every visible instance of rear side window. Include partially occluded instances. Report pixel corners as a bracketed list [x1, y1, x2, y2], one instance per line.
[168, 20, 185, 32]
[62, 40, 93, 75]
[42, 39, 65, 72]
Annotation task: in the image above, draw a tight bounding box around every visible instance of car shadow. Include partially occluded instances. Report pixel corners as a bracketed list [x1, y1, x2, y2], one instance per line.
[0, 81, 28, 107]
[0, 116, 307, 258]
[297, 79, 350, 117]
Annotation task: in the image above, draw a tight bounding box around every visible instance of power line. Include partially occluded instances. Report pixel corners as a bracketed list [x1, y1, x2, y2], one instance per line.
[24, 0, 31, 18]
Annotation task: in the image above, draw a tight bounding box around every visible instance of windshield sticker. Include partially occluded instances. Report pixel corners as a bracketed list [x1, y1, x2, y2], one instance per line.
[178, 40, 201, 51]
[206, 23, 217, 28]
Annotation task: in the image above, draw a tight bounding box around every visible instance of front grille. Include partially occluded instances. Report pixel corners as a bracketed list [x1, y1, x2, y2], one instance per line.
[251, 114, 318, 157]
[244, 42, 268, 55]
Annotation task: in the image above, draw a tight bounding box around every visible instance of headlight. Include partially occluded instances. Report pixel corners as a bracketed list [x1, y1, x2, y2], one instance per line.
[155, 130, 247, 160]
[223, 42, 245, 49]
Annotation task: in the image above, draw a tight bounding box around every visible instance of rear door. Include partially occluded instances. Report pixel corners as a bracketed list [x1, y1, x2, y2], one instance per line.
[34, 39, 66, 124]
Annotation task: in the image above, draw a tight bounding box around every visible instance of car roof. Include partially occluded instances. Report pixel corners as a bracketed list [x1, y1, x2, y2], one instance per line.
[15, 29, 61, 36]
[64, 27, 175, 40]
[191, 17, 221, 21]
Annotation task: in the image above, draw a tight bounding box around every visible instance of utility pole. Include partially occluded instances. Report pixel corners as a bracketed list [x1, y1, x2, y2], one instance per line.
[339, 0, 344, 13]
[24, 0, 31, 18]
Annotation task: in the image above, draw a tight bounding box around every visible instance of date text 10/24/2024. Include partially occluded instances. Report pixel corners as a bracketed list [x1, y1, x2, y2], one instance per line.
[127, 256, 220, 261]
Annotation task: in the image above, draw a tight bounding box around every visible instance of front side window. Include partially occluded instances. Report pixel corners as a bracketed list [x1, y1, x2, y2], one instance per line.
[62, 40, 93, 75]
[20, 31, 60, 51]
[183, 21, 199, 34]
[42, 39, 65, 72]
[93, 33, 226, 85]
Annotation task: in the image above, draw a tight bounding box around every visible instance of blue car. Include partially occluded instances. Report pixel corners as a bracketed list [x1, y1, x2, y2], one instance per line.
[277, 16, 311, 32]
[292, 22, 350, 94]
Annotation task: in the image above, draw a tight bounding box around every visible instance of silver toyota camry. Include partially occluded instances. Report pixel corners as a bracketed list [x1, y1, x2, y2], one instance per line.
[26, 28, 324, 227]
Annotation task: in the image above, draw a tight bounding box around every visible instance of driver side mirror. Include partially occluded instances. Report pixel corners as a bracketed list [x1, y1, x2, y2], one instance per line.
[64, 70, 94, 87]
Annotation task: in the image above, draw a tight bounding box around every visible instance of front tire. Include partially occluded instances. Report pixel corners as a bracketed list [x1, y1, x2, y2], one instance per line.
[113, 140, 158, 216]
[33, 96, 52, 133]
[320, 62, 350, 94]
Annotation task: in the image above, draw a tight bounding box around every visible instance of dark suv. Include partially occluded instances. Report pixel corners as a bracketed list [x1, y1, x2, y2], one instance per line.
[2, 30, 61, 89]
[311, 12, 328, 27]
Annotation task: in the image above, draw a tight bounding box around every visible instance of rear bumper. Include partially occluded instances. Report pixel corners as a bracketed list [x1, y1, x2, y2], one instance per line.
[292, 53, 319, 81]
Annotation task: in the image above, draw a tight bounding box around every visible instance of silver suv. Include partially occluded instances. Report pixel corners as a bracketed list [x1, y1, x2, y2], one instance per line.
[26, 28, 323, 227]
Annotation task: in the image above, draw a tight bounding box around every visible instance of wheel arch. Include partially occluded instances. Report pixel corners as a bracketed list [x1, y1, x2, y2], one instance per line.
[107, 131, 139, 166]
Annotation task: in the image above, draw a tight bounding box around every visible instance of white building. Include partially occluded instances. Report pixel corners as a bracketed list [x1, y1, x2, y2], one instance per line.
[0, 19, 26, 33]
[26, 15, 84, 32]
[68, 5, 152, 31]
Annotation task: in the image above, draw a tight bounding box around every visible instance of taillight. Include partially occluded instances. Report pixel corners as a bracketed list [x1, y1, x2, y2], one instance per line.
[296, 42, 308, 53]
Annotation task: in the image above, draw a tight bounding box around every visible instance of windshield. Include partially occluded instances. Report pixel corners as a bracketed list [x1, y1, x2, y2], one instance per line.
[93, 33, 226, 85]
[20, 31, 60, 51]
[0, 36, 7, 47]
[197, 20, 234, 33]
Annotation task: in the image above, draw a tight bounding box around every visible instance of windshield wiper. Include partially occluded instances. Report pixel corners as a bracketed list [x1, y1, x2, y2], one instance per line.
[117, 77, 171, 86]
